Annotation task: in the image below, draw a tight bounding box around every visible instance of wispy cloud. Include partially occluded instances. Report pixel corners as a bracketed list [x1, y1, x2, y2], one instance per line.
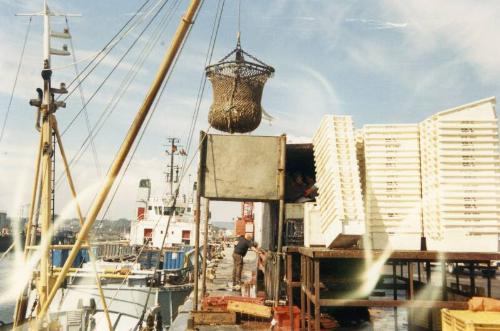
[346, 18, 408, 30]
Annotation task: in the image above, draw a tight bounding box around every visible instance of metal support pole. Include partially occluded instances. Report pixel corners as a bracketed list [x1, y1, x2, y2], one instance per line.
[286, 253, 294, 331]
[408, 262, 414, 300]
[193, 131, 207, 311]
[201, 199, 210, 297]
[274, 134, 286, 306]
[441, 260, 447, 301]
[300, 254, 306, 331]
[39, 0, 202, 318]
[487, 262, 492, 297]
[314, 260, 320, 331]
[392, 262, 398, 330]
[305, 256, 312, 331]
[469, 263, 475, 296]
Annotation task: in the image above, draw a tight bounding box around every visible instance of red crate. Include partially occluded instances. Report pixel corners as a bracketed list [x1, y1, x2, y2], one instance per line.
[274, 306, 300, 330]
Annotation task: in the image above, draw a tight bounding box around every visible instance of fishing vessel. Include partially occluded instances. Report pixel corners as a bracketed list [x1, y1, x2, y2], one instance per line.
[3, 0, 206, 330]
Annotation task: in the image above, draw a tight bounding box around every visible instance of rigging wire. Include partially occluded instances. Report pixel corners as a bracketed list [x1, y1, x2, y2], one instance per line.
[102, 0, 216, 313]
[94, 0, 183, 223]
[59, 0, 154, 92]
[60, 0, 171, 136]
[181, 0, 225, 179]
[52, 0, 182, 191]
[65, 17, 102, 178]
[135, 1, 230, 326]
[0, 16, 32, 146]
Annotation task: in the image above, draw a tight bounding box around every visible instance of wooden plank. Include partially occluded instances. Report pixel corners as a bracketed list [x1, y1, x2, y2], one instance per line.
[227, 300, 272, 318]
[318, 299, 468, 309]
[191, 311, 236, 325]
[298, 247, 500, 261]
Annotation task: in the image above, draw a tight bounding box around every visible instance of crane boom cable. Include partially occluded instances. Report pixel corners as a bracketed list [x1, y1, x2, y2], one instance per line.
[104, 0, 219, 312]
[0, 16, 33, 146]
[182, 0, 225, 178]
[137, 0, 226, 325]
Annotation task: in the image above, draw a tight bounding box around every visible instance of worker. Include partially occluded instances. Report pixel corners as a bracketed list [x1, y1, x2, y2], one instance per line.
[285, 171, 307, 202]
[232, 233, 258, 290]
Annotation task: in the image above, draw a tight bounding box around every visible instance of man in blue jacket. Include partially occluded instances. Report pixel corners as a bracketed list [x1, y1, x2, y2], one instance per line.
[232, 233, 257, 290]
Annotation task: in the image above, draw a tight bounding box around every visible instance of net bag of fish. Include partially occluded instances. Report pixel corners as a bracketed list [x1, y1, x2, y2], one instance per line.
[206, 43, 274, 133]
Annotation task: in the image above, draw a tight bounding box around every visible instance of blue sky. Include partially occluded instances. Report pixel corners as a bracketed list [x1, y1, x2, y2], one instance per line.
[1, 0, 500, 221]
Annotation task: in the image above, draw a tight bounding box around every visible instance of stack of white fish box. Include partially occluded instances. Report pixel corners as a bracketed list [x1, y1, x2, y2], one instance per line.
[362, 124, 423, 250]
[311, 115, 365, 247]
[420, 97, 500, 252]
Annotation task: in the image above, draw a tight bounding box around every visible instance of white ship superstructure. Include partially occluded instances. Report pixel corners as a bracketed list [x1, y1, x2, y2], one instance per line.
[130, 179, 206, 248]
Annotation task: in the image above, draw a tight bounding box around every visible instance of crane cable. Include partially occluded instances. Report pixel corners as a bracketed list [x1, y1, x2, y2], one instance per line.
[181, 0, 225, 178]
[136, 1, 226, 327]
[103, 0, 223, 317]
[0, 16, 32, 146]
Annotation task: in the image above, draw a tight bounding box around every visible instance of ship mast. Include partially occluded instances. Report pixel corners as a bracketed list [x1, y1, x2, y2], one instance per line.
[13, 1, 81, 328]
[36, 0, 202, 322]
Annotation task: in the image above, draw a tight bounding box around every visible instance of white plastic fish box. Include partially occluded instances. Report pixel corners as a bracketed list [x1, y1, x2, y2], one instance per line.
[364, 132, 420, 140]
[366, 169, 421, 177]
[364, 150, 420, 158]
[442, 197, 500, 205]
[366, 188, 422, 196]
[427, 231, 499, 252]
[369, 232, 422, 250]
[437, 142, 500, 150]
[303, 202, 325, 247]
[364, 140, 420, 150]
[366, 206, 421, 215]
[439, 211, 500, 220]
[369, 224, 422, 233]
[366, 200, 422, 208]
[441, 155, 500, 163]
[439, 169, 500, 177]
[366, 181, 421, 189]
[365, 156, 421, 164]
[285, 203, 305, 219]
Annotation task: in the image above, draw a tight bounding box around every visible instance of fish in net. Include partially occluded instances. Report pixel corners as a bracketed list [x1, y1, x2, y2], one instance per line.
[206, 41, 274, 133]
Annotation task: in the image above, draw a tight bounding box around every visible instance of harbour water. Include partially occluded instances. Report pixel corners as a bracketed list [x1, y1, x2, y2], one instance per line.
[0, 253, 15, 324]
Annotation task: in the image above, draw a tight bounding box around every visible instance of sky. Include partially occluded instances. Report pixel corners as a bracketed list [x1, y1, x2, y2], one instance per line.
[1, 0, 500, 222]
